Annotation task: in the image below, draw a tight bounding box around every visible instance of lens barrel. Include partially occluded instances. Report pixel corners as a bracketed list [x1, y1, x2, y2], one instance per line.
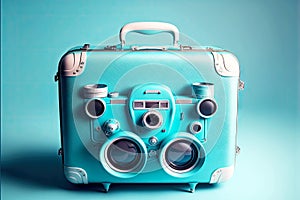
[192, 82, 214, 99]
[84, 84, 108, 98]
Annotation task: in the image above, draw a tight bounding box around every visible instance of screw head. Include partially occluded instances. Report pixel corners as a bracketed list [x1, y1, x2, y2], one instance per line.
[149, 137, 158, 146]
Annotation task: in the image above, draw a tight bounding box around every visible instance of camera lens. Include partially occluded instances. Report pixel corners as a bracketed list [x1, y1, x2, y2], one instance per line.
[142, 110, 163, 129]
[146, 114, 159, 126]
[85, 99, 105, 118]
[107, 139, 142, 172]
[193, 124, 201, 132]
[165, 140, 198, 171]
[198, 99, 217, 118]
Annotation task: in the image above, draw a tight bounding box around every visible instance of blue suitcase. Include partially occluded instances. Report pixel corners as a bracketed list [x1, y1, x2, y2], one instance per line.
[55, 22, 243, 192]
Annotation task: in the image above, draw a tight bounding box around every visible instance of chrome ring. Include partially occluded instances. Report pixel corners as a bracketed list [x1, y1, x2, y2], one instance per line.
[85, 98, 106, 119]
[142, 110, 163, 129]
[196, 98, 217, 118]
[160, 133, 205, 177]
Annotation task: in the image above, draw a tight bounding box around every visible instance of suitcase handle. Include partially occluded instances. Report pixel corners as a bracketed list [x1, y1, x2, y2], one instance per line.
[119, 22, 179, 47]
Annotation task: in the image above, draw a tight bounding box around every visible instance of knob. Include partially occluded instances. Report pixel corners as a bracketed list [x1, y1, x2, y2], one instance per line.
[102, 119, 120, 136]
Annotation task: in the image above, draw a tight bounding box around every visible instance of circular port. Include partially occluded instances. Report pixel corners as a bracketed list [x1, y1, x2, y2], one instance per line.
[197, 98, 217, 118]
[165, 140, 198, 171]
[85, 98, 106, 118]
[160, 133, 205, 177]
[142, 110, 163, 129]
[106, 139, 142, 172]
[190, 121, 202, 134]
[101, 133, 148, 178]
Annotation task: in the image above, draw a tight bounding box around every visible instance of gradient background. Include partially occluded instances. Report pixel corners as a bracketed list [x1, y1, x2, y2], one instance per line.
[1, 0, 299, 199]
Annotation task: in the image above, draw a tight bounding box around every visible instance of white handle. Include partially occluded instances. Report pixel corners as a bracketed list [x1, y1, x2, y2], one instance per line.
[119, 22, 180, 47]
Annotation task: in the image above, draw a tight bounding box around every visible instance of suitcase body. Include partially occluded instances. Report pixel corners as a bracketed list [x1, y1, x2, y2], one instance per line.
[56, 22, 242, 192]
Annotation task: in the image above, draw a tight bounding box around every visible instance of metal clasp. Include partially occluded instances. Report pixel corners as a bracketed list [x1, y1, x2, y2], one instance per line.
[58, 148, 63, 156]
[104, 45, 117, 50]
[236, 146, 241, 155]
[180, 45, 192, 50]
[239, 80, 245, 90]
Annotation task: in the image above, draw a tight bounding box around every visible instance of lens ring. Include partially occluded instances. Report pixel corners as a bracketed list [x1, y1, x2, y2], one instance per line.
[142, 110, 163, 129]
[190, 121, 202, 134]
[165, 140, 198, 171]
[85, 98, 106, 118]
[160, 134, 205, 177]
[197, 98, 217, 118]
[104, 137, 146, 174]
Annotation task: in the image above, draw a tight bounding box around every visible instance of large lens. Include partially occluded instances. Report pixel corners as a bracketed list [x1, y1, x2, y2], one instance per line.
[198, 99, 217, 118]
[106, 139, 142, 172]
[86, 99, 105, 118]
[165, 140, 198, 172]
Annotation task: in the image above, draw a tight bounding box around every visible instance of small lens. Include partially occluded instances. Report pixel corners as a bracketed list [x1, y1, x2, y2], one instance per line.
[142, 111, 163, 129]
[198, 99, 217, 117]
[86, 99, 105, 118]
[165, 140, 198, 171]
[193, 124, 201, 132]
[146, 113, 160, 126]
[107, 139, 141, 172]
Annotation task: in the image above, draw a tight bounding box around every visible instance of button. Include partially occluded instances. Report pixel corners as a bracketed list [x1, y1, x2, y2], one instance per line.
[149, 137, 158, 146]
[108, 92, 119, 98]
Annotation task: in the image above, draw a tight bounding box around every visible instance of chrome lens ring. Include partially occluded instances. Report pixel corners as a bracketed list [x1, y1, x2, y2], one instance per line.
[197, 98, 217, 118]
[160, 133, 205, 177]
[105, 138, 143, 173]
[100, 132, 147, 178]
[85, 98, 106, 118]
[142, 110, 163, 129]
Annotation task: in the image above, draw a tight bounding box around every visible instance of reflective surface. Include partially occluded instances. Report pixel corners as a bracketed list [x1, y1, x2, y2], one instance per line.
[106, 139, 141, 172]
[86, 99, 105, 118]
[1, 0, 299, 199]
[165, 140, 197, 171]
[198, 99, 217, 117]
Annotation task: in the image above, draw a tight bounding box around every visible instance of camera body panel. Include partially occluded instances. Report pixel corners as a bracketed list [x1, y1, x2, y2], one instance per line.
[57, 27, 241, 191]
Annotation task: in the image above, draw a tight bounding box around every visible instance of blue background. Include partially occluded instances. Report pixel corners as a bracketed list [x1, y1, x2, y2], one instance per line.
[1, 0, 299, 199]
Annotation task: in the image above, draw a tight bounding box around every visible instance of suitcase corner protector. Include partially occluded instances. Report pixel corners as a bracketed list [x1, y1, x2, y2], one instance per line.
[211, 51, 240, 77]
[59, 50, 87, 77]
[64, 166, 88, 184]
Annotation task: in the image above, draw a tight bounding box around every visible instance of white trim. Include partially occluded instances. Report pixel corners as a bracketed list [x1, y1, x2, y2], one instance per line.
[64, 166, 88, 184]
[85, 98, 106, 119]
[211, 52, 240, 77]
[209, 165, 235, 184]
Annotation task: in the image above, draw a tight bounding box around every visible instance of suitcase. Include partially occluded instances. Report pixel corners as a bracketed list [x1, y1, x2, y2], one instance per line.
[55, 22, 243, 192]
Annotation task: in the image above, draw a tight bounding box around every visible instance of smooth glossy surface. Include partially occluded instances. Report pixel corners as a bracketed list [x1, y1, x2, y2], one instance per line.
[1, 0, 299, 199]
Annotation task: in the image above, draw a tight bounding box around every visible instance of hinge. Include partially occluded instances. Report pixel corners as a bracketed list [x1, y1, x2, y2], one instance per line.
[236, 146, 241, 155]
[104, 45, 117, 50]
[81, 43, 90, 50]
[58, 148, 63, 156]
[238, 80, 245, 90]
[54, 72, 59, 82]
